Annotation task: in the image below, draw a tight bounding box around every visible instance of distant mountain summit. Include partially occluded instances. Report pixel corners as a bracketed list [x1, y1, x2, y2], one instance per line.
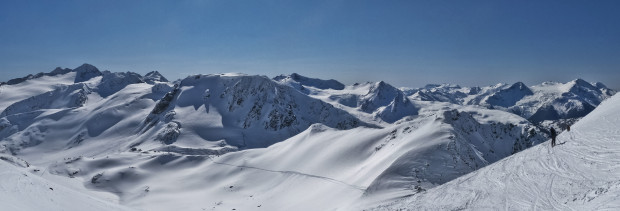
[273, 73, 345, 90]
[73, 63, 103, 83]
[405, 79, 616, 124]
[483, 82, 534, 107]
[1, 63, 169, 87]
[144, 71, 169, 83]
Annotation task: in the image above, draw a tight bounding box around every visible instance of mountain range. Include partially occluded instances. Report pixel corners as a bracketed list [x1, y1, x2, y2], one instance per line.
[0, 64, 616, 210]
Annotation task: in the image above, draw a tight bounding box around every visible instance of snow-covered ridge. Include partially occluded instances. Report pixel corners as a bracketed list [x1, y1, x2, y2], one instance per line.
[273, 73, 345, 90]
[1, 83, 90, 117]
[0, 67, 72, 86]
[136, 73, 366, 149]
[405, 79, 615, 124]
[376, 89, 620, 210]
[295, 80, 419, 124]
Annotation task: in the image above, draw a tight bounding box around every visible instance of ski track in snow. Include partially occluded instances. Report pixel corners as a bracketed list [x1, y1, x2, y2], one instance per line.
[377, 94, 620, 210]
[2, 67, 617, 210]
[209, 158, 367, 191]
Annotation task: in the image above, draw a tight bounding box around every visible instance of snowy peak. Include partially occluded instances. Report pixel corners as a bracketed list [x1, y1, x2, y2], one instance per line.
[571, 78, 598, 90]
[141, 74, 364, 148]
[357, 81, 418, 123]
[359, 81, 418, 122]
[309, 80, 419, 123]
[273, 73, 345, 90]
[377, 90, 418, 123]
[404, 79, 614, 123]
[361, 81, 400, 112]
[73, 63, 102, 83]
[567, 79, 604, 100]
[508, 81, 531, 92]
[483, 81, 533, 107]
[144, 71, 169, 83]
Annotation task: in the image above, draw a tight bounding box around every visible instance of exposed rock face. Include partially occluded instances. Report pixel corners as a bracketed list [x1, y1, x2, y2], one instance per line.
[273, 73, 345, 90]
[96, 71, 145, 97]
[74, 63, 102, 83]
[144, 71, 169, 84]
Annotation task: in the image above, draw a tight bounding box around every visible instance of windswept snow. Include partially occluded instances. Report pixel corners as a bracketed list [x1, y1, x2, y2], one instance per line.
[375, 93, 620, 210]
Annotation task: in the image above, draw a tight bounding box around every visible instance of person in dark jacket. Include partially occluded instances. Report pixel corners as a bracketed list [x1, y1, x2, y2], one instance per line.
[550, 127, 557, 147]
[567, 124, 571, 132]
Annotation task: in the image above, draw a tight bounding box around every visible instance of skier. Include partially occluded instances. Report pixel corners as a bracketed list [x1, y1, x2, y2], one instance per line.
[550, 127, 557, 147]
[566, 124, 571, 132]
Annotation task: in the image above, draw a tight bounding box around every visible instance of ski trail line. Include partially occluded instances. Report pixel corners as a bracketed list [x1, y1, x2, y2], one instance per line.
[209, 159, 367, 191]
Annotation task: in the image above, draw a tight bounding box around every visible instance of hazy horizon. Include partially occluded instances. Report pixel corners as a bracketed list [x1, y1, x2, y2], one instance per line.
[1, 1, 619, 89]
[3, 63, 618, 90]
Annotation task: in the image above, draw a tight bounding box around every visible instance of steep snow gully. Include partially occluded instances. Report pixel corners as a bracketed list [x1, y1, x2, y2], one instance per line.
[376, 93, 620, 210]
[0, 64, 617, 210]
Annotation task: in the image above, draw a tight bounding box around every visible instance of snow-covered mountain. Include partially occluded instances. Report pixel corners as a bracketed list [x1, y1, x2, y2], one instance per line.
[0, 65, 615, 210]
[273, 73, 345, 91]
[139, 73, 364, 150]
[0, 66, 364, 155]
[407, 80, 616, 124]
[143, 71, 169, 84]
[375, 86, 620, 210]
[282, 78, 419, 124]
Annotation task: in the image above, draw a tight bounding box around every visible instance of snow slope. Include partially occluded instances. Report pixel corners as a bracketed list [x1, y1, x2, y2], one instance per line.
[45, 102, 544, 210]
[0, 155, 133, 211]
[1, 65, 613, 211]
[375, 93, 620, 210]
[0, 70, 77, 110]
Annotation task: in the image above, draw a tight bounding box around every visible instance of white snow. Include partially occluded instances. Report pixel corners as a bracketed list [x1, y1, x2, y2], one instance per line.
[0, 66, 616, 211]
[0, 155, 133, 211]
[0, 72, 77, 109]
[375, 93, 620, 210]
[405, 79, 615, 123]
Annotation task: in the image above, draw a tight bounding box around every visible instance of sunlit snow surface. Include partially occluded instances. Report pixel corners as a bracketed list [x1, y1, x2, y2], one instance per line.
[0, 67, 616, 210]
[0, 158, 133, 211]
[374, 93, 620, 210]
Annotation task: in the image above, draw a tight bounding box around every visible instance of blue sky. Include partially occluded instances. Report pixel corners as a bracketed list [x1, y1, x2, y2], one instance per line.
[1, 0, 619, 89]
